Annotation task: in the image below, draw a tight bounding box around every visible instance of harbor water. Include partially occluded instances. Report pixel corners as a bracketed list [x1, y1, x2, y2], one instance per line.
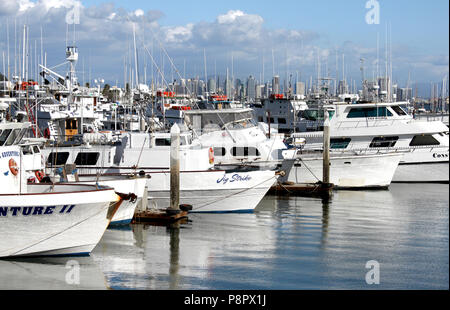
[0, 183, 448, 290]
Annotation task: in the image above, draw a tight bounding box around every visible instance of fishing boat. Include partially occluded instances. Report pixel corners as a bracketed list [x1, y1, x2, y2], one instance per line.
[0, 145, 123, 258]
[183, 108, 404, 189]
[39, 129, 279, 213]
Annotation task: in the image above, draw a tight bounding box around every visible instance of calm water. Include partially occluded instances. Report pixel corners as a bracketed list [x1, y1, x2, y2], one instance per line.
[0, 184, 448, 290]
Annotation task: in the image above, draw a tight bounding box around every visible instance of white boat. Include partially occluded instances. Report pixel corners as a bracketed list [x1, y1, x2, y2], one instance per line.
[291, 102, 449, 183]
[146, 169, 278, 213]
[280, 149, 404, 188]
[40, 130, 278, 213]
[0, 145, 123, 258]
[75, 174, 148, 225]
[183, 108, 403, 189]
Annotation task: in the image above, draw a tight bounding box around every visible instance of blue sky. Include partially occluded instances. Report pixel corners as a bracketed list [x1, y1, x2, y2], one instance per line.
[81, 0, 449, 52]
[0, 0, 448, 93]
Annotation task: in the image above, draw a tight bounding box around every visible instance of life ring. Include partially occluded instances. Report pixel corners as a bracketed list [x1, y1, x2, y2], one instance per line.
[208, 147, 214, 164]
[35, 170, 45, 181]
[9, 158, 19, 176]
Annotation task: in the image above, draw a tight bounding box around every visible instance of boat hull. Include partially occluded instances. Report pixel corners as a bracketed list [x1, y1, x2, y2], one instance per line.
[0, 185, 120, 258]
[281, 153, 403, 188]
[393, 161, 449, 183]
[144, 170, 278, 212]
[76, 176, 148, 225]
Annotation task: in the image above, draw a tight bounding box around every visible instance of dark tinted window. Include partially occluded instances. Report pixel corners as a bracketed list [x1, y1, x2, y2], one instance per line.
[409, 135, 440, 146]
[369, 136, 399, 148]
[391, 105, 407, 116]
[347, 107, 393, 118]
[278, 118, 287, 124]
[214, 147, 226, 156]
[231, 147, 261, 157]
[331, 138, 351, 149]
[74, 152, 100, 165]
[0, 129, 11, 146]
[155, 138, 171, 146]
[47, 152, 70, 166]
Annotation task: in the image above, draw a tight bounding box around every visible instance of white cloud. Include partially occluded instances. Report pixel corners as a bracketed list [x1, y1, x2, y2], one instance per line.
[0, 1, 446, 85]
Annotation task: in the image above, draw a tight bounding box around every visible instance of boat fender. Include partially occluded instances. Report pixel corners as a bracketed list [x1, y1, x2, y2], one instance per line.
[208, 147, 214, 164]
[35, 170, 45, 181]
[9, 159, 19, 176]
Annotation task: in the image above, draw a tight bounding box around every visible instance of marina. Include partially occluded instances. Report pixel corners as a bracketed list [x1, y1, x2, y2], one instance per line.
[0, 0, 448, 297]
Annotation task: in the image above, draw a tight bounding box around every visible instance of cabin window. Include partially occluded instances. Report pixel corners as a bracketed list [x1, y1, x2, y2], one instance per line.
[347, 107, 393, 118]
[231, 147, 261, 157]
[5, 129, 21, 146]
[214, 147, 226, 156]
[0, 129, 11, 146]
[266, 117, 275, 123]
[409, 135, 440, 147]
[14, 128, 28, 145]
[65, 119, 78, 130]
[331, 138, 351, 149]
[258, 116, 264, 122]
[22, 145, 33, 155]
[47, 152, 70, 166]
[33, 146, 40, 153]
[391, 105, 407, 116]
[155, 138, 171, 146]
[278, 118, 287, 124]
[369, 136, 399, 148]
[75, 152, 100, 165]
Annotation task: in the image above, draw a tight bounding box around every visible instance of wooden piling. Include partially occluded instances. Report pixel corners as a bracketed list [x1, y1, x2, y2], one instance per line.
[168, 123, 180, 213]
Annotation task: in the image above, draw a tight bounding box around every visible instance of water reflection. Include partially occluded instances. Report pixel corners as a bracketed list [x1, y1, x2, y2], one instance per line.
[3, 184, 446, 290]
[0, 256, 107, 290]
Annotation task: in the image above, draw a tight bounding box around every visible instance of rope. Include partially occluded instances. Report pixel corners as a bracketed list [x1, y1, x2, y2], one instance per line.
[297, 157, 322, 182]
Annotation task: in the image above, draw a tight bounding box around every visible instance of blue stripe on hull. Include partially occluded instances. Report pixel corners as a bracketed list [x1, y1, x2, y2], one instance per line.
[9, 252, 91, 259]
[190, 209, 254, 214]
[109, 219, 132, 226]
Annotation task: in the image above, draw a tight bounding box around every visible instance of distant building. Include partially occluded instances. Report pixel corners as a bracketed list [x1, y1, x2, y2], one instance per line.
[272, 75, 280, 95]
[208, 78, 216, 93]
[398, 88, 412, 101]
[225, 78, 232, 99]
[247, 75, 256, 102]
[295, 82, 305, 96]
[338, 80, 348, 94]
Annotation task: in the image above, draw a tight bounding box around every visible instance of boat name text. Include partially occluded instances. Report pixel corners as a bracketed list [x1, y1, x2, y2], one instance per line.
[216, 174, 252, 185]
[0, 205, 76, 217]
[1, 151, 20, 158]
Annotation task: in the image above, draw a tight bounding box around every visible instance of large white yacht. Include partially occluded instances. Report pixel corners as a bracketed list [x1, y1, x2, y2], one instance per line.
[291, 101, 449, 183]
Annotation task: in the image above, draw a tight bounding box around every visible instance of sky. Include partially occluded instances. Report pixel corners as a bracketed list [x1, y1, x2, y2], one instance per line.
[0, 0, 448, 94]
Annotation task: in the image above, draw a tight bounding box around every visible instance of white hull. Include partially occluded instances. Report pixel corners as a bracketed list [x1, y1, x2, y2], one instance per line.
[77, 176, 148, 225]
[0, 184, 120, 258]
[393, 162, 449, 183]
[281, 153, 403, 188]
[143, 170, 278, 212]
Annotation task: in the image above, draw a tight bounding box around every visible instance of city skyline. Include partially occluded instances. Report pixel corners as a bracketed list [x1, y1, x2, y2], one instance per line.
[0, 0, 448, 97]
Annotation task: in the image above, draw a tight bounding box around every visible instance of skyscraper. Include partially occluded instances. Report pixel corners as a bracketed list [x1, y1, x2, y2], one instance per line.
[272, 75, 280, 95]
[247, 75, 256, 102]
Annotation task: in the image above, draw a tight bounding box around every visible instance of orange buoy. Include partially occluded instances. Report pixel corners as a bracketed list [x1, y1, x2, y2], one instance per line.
[9, 158, 19, 176]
